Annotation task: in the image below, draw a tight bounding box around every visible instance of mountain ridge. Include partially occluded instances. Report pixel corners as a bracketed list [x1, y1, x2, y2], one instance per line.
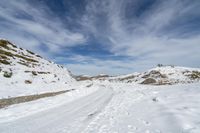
[1, 39, 200, 98]
[75, 65, 200, 85]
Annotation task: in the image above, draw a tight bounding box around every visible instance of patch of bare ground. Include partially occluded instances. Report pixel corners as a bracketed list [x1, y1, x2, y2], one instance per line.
[0, 89, 75, 108]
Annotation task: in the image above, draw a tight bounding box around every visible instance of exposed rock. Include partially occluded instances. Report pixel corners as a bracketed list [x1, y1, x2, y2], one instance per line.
[3, 71, 12, 78]
[141, 78, 156, 84]
[142, 70, 167, 79]
[187, 71, 200, 80]
[24, 80, 32, 84]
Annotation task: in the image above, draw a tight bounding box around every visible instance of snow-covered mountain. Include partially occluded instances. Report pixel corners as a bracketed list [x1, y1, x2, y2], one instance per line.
[74, 66, 200, 85]
[107, 66, 200, 85]
[0, 39, 75, 98]
[1, 39, 200, 99]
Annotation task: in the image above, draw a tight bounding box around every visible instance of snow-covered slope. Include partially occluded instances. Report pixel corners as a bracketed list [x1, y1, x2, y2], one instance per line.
[107, 66, 200, 85]
[0, 39, 75, 98]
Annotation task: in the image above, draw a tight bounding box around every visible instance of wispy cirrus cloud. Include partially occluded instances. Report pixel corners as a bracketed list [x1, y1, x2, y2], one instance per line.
[71, 0, 200, 75]
[82, 0, 200, 56]
[0, 0, 86, 54]
[0, 0, 200, 75]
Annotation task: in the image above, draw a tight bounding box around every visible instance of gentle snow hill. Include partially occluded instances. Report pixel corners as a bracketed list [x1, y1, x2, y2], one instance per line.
[101, 66, 200, 85]
[0, 39, 76, 98]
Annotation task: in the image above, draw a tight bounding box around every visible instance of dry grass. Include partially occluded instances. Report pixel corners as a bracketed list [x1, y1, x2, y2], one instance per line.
[0, 47, 38, 63]
[187, 71, 200, 79]
[0, 40, 17, 52]
[0, 59, 10, 65]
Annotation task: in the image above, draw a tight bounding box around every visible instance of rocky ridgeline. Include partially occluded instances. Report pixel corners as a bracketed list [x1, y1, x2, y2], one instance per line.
[108, 66, 200, 85]
[1, 39, 200, 87]
[75, 66, 200, 85]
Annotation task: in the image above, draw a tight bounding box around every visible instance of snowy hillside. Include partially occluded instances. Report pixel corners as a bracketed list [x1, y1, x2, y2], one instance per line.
[0, 39, 76, 98]
[107, 66, 200, 85]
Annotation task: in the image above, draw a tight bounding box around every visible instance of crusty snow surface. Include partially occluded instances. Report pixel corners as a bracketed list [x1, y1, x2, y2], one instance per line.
[0, 81, 200, 133]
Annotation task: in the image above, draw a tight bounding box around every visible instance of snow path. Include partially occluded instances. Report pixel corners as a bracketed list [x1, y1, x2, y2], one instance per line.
[0, 83, 200, 133]
[0, 85, 113, 133]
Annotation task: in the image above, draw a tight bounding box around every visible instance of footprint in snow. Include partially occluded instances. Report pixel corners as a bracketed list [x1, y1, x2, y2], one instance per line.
[143, 121, 151, 126]
[152, 97, 159, 102]
[127, 125, 137, 131]
[137, 118, 151, 126]
[125, 111, 130, 116]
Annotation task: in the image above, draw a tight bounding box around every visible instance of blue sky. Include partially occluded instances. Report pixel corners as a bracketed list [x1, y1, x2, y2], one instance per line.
[0, 0, 200, 75]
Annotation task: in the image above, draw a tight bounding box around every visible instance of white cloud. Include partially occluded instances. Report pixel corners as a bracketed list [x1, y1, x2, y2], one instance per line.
[78, 0, 200, 74]
[0, 0, 199, 75]
[0, 0, 86, 53]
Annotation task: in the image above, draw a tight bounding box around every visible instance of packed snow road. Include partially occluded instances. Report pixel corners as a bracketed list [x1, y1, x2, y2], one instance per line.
[0, 82, 200, 133]
[0, 84, 113, 133]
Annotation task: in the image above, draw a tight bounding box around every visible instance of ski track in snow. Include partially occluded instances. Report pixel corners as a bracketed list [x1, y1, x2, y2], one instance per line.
[0, 82, 200, 133]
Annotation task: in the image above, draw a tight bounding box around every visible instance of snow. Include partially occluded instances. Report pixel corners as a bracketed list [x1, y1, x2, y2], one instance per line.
[107, 66, 200, 84]
[0, 83, 100, 123]
[83, 82, 200, 133]
[0, 82, 113, 133]
[0, 82, 200, 133]
[0, 41, 75, 98]
[1, 40, 200, 133]
[150, 66, 200, 81]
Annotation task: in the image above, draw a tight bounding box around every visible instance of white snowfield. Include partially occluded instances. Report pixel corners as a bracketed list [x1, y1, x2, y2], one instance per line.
[0, 82, 200, 133]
